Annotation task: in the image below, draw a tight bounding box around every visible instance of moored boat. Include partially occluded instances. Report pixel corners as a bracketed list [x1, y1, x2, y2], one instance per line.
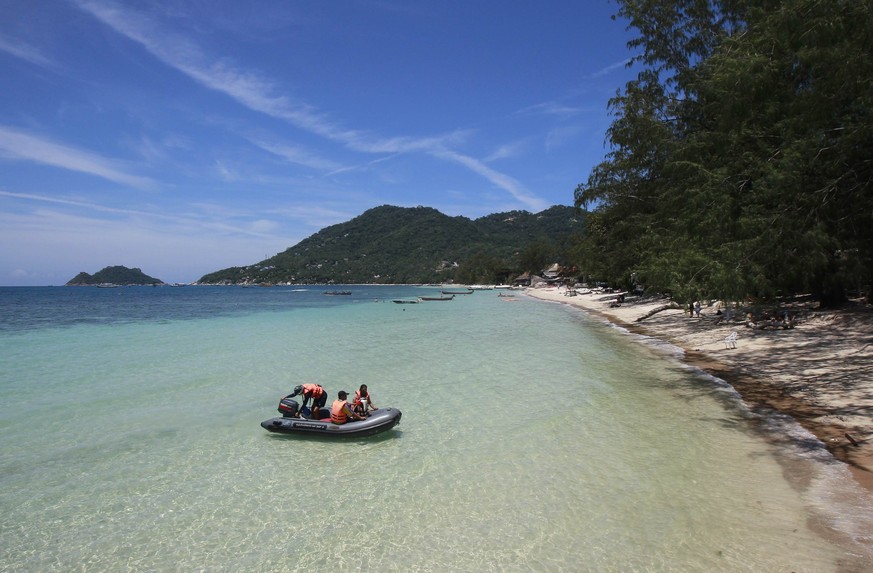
[420, 295, 454, 301]
[392, 297, 421, 304]
[441, 288, 473, 295]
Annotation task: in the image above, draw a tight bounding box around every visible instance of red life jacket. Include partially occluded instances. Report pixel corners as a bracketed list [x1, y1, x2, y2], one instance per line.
[303, 384, 324, 398]
[331, 399, 350, 424]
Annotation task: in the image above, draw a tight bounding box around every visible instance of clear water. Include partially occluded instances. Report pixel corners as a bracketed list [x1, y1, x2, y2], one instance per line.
[1, 286, 871, 572]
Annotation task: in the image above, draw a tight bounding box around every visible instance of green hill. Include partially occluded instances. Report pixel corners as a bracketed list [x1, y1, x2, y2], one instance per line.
[66, 266, 163, 286]
[198, 205, 584, 285]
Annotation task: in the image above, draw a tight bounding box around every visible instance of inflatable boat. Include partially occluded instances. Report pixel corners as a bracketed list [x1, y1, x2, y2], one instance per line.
[261, 396, 402, 437]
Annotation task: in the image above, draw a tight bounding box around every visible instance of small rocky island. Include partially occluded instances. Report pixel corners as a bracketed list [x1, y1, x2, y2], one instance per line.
[66, 266, 164, 286]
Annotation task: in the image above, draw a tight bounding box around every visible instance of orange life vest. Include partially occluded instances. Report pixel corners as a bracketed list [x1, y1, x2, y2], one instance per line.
[303, 383, 324, 398]
[331, 399, 350, 424]
[353, 389, 371, 405]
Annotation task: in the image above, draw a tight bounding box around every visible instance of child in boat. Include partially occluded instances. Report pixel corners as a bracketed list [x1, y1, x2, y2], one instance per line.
[352, 384, 378, 417]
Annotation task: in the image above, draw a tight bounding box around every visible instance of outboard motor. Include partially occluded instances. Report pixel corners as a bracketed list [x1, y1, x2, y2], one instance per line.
[278, 395, 300, 418]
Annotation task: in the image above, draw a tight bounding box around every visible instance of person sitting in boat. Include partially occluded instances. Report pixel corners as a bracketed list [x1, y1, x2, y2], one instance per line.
[289, 383, 327, 419]
[331, 390, 366, 425]
[352, 384, 378, 417]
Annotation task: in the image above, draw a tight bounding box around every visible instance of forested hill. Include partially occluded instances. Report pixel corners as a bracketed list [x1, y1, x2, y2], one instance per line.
[66, 266, 163, 286]
[198, 205, 584, 285]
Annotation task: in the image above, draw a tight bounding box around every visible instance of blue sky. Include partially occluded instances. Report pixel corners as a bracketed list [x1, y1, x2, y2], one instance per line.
[1, 0, 637, 285]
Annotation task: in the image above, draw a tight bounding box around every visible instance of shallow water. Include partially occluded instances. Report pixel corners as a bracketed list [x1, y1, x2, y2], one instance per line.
[1, 286, 871, 572]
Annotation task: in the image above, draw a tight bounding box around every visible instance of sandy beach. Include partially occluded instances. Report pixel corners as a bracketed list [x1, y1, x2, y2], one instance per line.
[525, 286, 873, 494]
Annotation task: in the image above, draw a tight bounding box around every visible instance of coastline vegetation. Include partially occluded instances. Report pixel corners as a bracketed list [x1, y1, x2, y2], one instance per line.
[573, 0, 872, 307]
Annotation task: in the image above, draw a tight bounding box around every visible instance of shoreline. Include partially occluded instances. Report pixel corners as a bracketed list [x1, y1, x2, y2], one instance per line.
[524, 286, 873, 495]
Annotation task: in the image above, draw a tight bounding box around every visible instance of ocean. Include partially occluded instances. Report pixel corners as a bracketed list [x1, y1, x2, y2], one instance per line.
[1, 285, 871, 572]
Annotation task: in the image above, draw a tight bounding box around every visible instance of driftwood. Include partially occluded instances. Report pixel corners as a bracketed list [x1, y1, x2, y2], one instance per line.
[635, 302, 682, 322]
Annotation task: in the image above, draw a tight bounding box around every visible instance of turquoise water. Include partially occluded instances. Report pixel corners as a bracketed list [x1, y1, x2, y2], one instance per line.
[1, 286, 871, 572]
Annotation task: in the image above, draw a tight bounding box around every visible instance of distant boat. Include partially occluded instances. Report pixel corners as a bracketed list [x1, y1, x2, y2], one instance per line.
[323, 290, 352, 295]
[420, 295, 454, 301]
[392, 297, 422, 304]
[441, 288, 473, 295]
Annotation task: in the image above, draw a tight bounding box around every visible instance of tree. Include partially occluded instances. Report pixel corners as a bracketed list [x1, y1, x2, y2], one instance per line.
[575, 0, 873, 304]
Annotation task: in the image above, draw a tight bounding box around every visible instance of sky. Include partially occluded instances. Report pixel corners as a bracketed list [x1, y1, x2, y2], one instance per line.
[0, 0, 638, 286]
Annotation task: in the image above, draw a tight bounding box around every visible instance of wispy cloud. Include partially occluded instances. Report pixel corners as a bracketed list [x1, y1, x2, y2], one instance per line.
[485, 139, 530, 162]
[545, 125, 584, 152]
[74, 0, 363, 144]
[325, 153, 400, 177]
[246, 137, 343, 172]
[587, 58, 631, 79]
[0, 34, 54, 68]
[0, 189, 283, 239]
[0, 206, 293, 283]
[0, 126, 153, 188]
[73, 0, 545, 208]
[515, 101, 586, 117]
[433, 149, 548, 212]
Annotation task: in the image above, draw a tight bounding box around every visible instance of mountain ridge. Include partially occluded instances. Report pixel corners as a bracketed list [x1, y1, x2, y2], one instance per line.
[198, 204, 583, 285]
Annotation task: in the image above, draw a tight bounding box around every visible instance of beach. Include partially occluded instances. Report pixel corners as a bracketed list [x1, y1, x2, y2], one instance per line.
[525, 286, 873, 494]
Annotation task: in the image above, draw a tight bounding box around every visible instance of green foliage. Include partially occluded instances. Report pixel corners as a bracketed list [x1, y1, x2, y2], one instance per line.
[198, 205, 584, 284]
[66, 266, 163, 285]
[575, 0, 873, 305]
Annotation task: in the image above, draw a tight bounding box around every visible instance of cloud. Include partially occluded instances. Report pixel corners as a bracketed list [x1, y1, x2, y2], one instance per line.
[0, 189, 281, 239]
[0, 126, 153, 189]
[485, 140, 530, 162]
[246, 138, 343, 172]
[515, 101, 586, 117]
[545, 125, 584, 152]
[587, 58, 632, 79]
[74, 0, 362, 144]
[73, 0, 544, 208]
[0, 207, 292, 284]
[433, 149, 548, 212]
[0, 34, 54, 68]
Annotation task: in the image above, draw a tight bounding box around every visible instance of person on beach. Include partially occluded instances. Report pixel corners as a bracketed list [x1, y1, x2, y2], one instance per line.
[289, 383, 327, 419]
[352, 384, 378, 416]
[331, 390, 365, 425]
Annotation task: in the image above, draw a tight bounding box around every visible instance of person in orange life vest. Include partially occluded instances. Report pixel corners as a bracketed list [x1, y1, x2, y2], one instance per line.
[331, 390, 365, 425]
[352, 383, 378, 416]
[289, 383, 327, 419]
